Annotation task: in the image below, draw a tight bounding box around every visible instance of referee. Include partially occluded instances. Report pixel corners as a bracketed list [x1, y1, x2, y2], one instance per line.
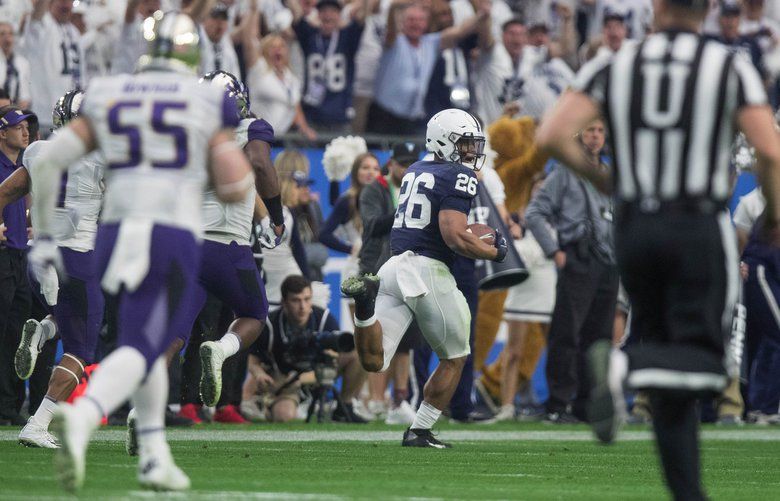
[536, 0, 780, 500]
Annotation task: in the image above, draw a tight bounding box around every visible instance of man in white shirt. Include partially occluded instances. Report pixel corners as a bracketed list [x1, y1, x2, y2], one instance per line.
[200, 3, 241, 77]
[588, 0, 653, 41]
[20, 0, 81, 132]
[0, 22, 31, 108]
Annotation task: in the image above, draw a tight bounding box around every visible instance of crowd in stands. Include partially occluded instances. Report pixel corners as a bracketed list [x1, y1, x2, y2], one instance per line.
[1, 0, 780, 427]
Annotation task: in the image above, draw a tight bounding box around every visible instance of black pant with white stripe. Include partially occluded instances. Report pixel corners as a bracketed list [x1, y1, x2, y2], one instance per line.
[616, 207, 734, 501]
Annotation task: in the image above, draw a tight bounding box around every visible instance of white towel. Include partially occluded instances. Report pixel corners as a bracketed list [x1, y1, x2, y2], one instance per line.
[101, 219, 153, 294]
[395, 251, 429, 300]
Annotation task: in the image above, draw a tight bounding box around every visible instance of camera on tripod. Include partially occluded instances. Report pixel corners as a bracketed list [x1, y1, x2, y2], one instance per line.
[284, 331, 355, 377]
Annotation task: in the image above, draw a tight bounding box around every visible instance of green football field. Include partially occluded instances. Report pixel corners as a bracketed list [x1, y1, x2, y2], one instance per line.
[1, 422, 779, 500]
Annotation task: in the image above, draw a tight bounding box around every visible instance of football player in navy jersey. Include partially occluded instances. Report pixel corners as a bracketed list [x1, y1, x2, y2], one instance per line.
[342, 109, 507, 448]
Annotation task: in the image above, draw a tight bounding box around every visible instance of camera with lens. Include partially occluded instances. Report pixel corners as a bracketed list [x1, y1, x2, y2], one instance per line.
[282, 330, 355, 380]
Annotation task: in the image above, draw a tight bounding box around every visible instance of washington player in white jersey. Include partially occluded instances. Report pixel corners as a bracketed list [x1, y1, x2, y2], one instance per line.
[0, 90, 106, 450]
[26, 11, 253, 492]
[191, 70, 282, 408]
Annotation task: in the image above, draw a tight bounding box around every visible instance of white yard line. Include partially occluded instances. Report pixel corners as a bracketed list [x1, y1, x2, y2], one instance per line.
[2, 429, 780, 442]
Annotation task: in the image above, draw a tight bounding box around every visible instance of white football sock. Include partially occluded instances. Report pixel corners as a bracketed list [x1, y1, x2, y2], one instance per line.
[411, 401, 441, 430]
[132, 356, 169, 457]
[216, 332, 241, 358]
[76, 346, 146, 425]
[33, 396, 59, 428]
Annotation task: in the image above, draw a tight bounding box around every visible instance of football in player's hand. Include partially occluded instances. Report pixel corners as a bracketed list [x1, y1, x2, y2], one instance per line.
[467, 223, 496, 246]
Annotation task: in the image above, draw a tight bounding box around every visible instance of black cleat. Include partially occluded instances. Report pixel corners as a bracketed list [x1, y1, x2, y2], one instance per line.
[340, 274, 380, 300]
[401, 428, 451, 449]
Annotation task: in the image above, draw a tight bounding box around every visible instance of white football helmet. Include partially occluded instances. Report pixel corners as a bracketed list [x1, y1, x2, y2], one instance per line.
[426, 109, 486, 170]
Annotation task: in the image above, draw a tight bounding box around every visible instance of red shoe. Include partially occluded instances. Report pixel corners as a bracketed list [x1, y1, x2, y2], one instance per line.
[213, 404, 248, 424]
[178, 403, 203, 424]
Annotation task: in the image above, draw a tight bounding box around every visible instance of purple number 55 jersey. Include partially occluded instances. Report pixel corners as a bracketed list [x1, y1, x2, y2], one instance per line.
[391, 160, 478, 269]
[81, 71, 239, 236]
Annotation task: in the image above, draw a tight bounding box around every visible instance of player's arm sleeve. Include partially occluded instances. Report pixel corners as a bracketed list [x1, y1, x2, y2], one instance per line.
[733, 52, 769, 108]
[570, 53, 611, 108]
[524, 167, 565, 257]
[439, 169, 476, 215]
[290, 220, 311, 278]
[318, 196, 354, 254]
[360, 183, 395, 238]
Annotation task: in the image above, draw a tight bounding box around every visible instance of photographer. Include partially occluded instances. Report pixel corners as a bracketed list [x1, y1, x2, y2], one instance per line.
[524, 118, 618, 424]
[247, 276, 366, 423]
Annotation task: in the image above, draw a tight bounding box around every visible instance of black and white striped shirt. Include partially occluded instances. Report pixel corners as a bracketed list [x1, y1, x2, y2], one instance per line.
[573, 30, 767, 209]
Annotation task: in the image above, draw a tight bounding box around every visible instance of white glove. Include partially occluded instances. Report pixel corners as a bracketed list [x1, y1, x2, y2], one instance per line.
[28, 238, 64, 285]
[254, 217, 286, 249]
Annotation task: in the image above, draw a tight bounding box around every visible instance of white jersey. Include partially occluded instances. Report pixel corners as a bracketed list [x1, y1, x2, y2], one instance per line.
[82, 71, 237, 236]
[201, 117, 274, 245]
[24, 139, 105, 252]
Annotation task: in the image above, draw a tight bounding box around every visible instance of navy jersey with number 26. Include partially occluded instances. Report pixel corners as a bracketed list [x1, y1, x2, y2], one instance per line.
[391, 160, 478, 269]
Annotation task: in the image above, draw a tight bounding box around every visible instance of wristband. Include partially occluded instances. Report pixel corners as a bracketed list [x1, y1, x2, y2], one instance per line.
[263, 195, 285, 227]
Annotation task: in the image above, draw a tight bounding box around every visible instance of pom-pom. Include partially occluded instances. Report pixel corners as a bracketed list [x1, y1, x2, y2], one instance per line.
[322, 135, 368, 182]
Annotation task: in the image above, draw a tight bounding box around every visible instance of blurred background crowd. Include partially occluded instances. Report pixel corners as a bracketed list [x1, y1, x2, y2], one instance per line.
[1, 0, 780, 428]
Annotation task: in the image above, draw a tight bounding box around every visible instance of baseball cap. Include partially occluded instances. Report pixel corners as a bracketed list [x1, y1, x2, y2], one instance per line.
[720, 0, 741, 16]
[603, 7, 626, 23]
[292, 170, 315, 186]
[209, 2, 230, 19]
[391, 142, 422, 164]
[316, 0, 341, 10]
[0, 108, 33, 130]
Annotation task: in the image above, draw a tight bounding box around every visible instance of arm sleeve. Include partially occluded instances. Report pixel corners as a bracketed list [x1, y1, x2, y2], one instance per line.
[318, 195, 354, 254]
[248, 118, 275, 143]
[290, 220, 311, 278]
[524, 166, 566, 257]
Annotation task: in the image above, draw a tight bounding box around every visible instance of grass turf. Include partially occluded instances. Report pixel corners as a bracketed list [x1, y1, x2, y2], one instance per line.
[1, 423, 778, 500]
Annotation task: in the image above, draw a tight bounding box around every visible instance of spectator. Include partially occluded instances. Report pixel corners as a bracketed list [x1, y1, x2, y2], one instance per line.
[297, 190, 329, 280]
[740, 0, 780, 56]
[474, 16, 571, 128]
[70, 1, 115, 82]
[423, 0, 491, 117]
[494, 172, 557, 421]
[115, 0, 160, 75]
[288, 0, 368, 133]
[524, 2, 578, 67]
[0, 106, 32, 425]
[352, 0, 393, 133]
[247, 275, 366, 422]
[200, 2, 241, 77]
[587, 0, 653, 41]
[319, 152, 380, 281]
[242, 4, 317, 140]
[524, 118, 618, 423]
[0, 22, 30, 108]
[703, 1, 766, 77]
[580, 7, 630, 64]
[367, 0, 490, 135]
[261, 174, 310, 307]
[524, 21, 576, 93]
[21, 0, 82, 132]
